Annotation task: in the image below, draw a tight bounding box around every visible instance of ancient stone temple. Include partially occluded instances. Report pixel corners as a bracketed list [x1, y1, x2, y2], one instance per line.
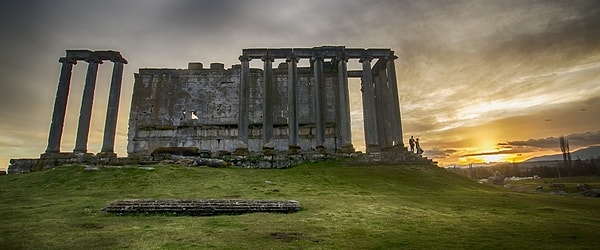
[128, 46, 403, 156]
[8, 46, 432, 174]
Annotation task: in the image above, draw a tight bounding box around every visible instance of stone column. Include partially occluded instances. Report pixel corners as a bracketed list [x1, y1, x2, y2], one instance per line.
[44, 57, 77, 155]
[100, 60, 125, 156]
[386, 54, 403, 146]
[262, 56, 274, 148]
[374, 60, 391, 148]
[237, 56, 251, 150]
[360, 56, 379, 152]
[74, 57, 102, 153]
[337, 56, 354, 153]
[312, 55, 326, 149]
[286, 55, 300, 151]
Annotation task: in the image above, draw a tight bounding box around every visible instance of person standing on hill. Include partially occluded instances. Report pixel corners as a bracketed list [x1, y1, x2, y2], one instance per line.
[415, 138, 424, 155]
[409, 136, 416, 153]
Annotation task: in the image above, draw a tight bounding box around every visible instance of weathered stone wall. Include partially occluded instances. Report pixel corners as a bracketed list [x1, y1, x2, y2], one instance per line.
[128, 62, 340, 156]
[102, 199, 301, 216]
[128, 66, 243, 155]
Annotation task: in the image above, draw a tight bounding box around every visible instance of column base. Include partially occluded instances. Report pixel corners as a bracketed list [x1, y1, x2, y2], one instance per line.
[74, 152, 96, 162]
[97, 151, 117, 159]
[287, 145, 301, 155]
[235, 147, 249, 156]
[366, 144, 381, 153]
[40, 152, 77, 159]
[262, 146, 276, 156]
[337, 143, 355, 154]
[235, 140, 249, 156]
[315, 145, 327, 154]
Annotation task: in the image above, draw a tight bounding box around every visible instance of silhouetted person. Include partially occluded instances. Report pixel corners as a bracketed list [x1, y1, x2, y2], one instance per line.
[416, 138, 424, 155]
[409, 136, 415, 153]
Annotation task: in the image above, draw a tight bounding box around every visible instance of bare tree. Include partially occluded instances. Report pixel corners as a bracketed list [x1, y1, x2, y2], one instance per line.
[559, 136, 572, 177]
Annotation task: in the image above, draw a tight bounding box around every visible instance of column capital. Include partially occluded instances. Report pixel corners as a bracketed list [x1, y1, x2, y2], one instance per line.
[239, 55, 252, 62]
[336, 54, 349, 62]
[59, 57, 77, 65]
[286, 55, 299, 63]
[261, 55, 275, 62]
[359, 55, 373, 63]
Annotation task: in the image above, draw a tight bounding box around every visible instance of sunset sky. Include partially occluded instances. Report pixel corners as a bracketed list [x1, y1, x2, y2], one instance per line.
[1, 0, 599, 170]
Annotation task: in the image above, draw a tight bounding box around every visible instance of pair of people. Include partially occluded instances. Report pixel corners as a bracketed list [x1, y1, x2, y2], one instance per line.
[408, 136, 424, 155]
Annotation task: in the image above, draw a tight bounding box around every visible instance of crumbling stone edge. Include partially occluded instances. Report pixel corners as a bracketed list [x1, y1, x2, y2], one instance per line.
[7, 146, 436, 174]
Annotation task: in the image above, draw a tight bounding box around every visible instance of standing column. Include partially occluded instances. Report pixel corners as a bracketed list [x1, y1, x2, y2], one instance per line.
[337, 56, 354, 152]
[374, 61, 391, 148]
[360, 55, 380, 152]
[237, 56, 251, 148]
[44, 57, 77, 155]
[386, 54, 403, 146]
[74, 57, 102, 153]
[100, 59, 126, 155]
[262, 56, 274, 147]
[312, 55, 326, 149]
[286, 55, 299, 148]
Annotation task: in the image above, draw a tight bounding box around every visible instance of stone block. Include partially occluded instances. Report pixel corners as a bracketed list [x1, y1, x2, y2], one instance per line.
[235, 147, 249, 156]
[258, 161, 272, 168]
[102, 199, 301, 216]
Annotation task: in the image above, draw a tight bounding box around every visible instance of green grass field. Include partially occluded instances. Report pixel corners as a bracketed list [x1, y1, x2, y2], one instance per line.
[1, 161, 599, 249]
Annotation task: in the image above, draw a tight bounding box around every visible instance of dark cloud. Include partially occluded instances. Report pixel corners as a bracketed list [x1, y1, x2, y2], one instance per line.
[424, 148, 458, 158]
[462, 148, 536, 157]
[499, 130, 600, 150]
[156, 0, 246, 32]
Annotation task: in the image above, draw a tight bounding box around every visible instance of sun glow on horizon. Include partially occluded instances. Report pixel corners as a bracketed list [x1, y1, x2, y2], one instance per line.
[475, 154, 511, 163]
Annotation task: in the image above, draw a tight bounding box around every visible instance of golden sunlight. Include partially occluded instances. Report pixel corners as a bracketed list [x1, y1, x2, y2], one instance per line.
[476, 154, 509, 163]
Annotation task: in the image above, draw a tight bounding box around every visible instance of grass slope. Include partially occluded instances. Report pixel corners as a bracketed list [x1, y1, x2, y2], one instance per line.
[1, 161, 599, 249]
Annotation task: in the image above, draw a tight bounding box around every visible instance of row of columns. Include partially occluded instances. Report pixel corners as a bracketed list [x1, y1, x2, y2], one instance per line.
[238, 53, 355, 152]
[371, 56, 403, 150]
[43, 50, 127, 158]
[237, 48, 401, 153]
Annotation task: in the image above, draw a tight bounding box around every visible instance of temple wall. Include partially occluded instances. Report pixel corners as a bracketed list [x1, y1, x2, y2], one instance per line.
[127, 63, 339, 155]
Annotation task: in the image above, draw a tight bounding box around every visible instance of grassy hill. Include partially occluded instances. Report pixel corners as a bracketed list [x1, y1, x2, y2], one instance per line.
[1, 161, 599, 249]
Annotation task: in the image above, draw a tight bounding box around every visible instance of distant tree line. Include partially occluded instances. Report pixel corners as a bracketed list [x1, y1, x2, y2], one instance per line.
[446, 158, 600, 179]
[449, 136, 599, 179]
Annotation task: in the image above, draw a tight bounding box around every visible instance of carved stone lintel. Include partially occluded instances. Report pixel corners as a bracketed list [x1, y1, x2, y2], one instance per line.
[311, 54, 324, 61]
[93, 50, 128, 64]
[59, 57, 77, 64]
[85, 56, 103, 64]
[239, 55, 251, 62]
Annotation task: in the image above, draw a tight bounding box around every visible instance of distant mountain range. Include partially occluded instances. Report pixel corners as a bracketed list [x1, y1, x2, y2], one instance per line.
[525, 146, 600, 162]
